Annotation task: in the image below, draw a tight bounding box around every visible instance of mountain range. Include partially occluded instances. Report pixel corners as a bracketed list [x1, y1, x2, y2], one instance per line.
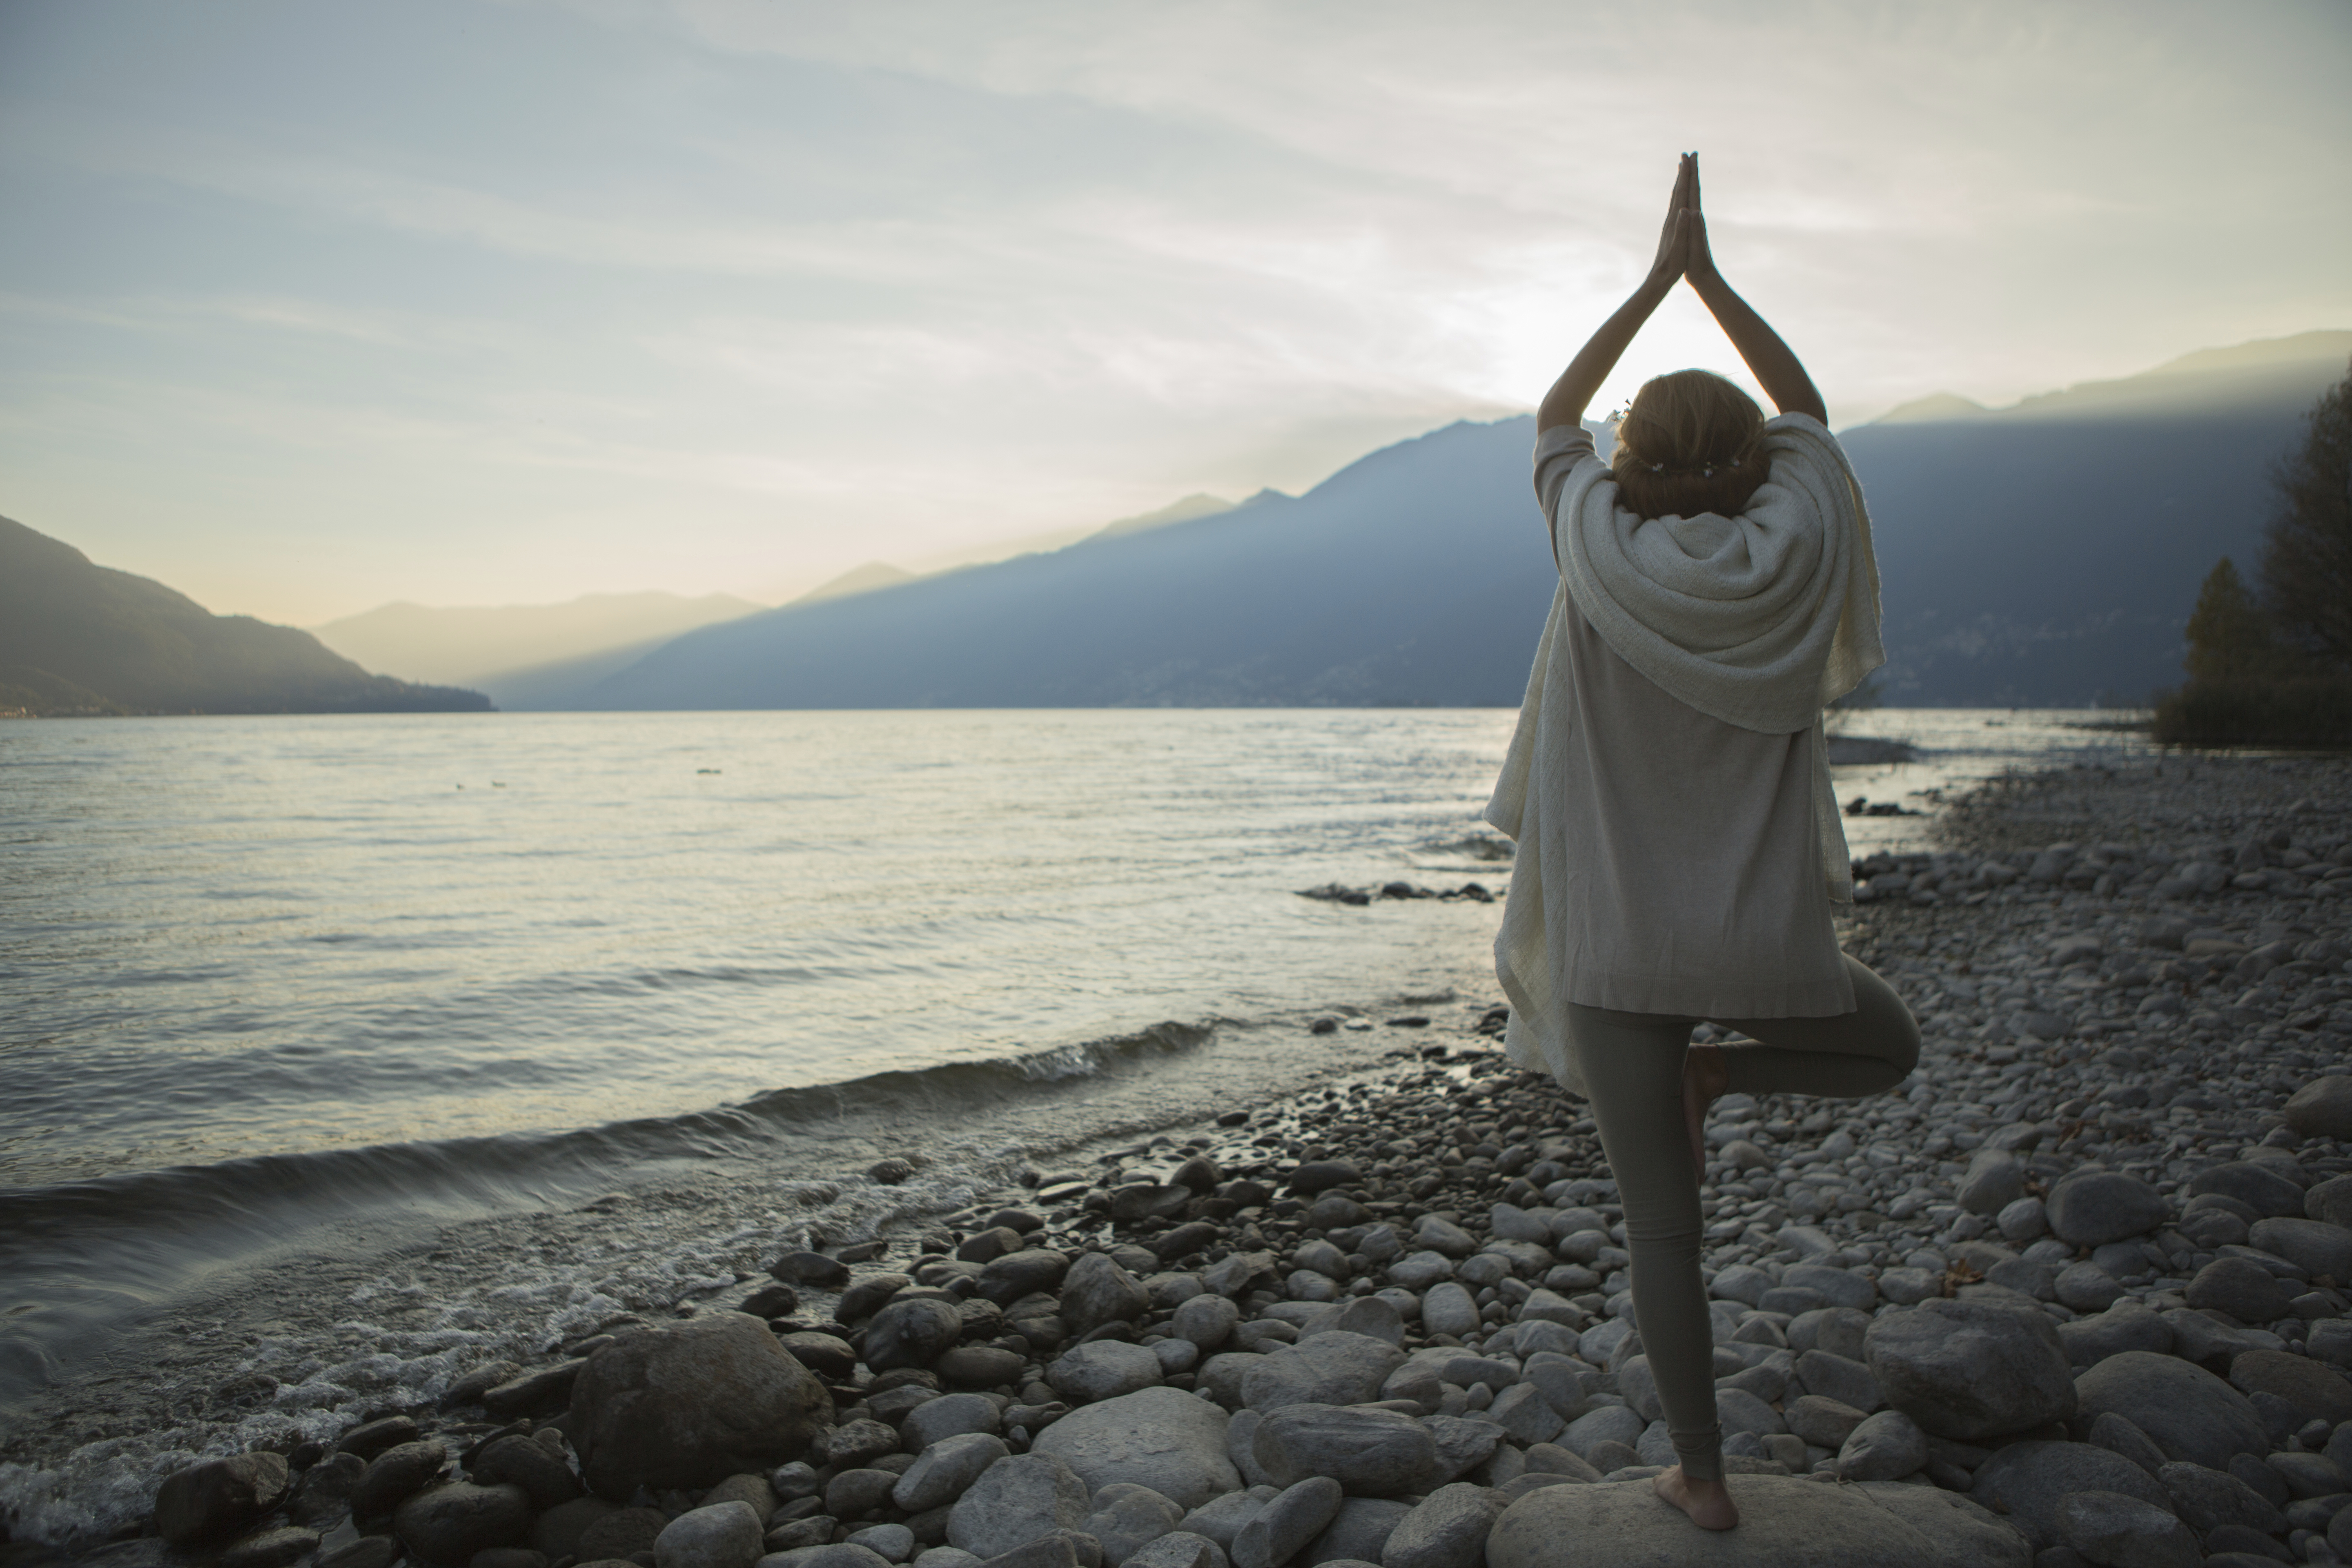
[523, 330, 2350, 710]
[0, 517, 486, 716]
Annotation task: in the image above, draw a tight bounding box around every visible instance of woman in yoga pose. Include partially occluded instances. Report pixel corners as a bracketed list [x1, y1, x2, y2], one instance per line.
[1485, 154, 1920, 1532]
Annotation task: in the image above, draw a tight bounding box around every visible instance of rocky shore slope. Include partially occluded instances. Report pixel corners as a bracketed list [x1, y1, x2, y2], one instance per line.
[10, 750, 2352, 1568]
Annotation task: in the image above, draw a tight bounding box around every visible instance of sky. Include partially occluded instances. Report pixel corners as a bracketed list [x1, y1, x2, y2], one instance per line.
[2, 0, 2348, 625]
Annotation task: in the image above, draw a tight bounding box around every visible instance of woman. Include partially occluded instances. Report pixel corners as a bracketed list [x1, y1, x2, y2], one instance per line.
[1485, 154, 1920, 1531]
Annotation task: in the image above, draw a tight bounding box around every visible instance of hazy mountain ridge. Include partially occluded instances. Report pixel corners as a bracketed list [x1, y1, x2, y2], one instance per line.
[313, 590, 765, 690]
[0, 517, 488, 716]
[546, 331, 2350, 712]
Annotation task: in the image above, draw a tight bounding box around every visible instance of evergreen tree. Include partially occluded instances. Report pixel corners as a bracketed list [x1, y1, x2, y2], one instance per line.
[2183, 557, 2276, 681]
[2260, 362, 2352, 668]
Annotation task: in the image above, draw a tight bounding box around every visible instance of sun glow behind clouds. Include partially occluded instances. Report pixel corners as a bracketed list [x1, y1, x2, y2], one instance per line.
[0, 0, 2345, 622]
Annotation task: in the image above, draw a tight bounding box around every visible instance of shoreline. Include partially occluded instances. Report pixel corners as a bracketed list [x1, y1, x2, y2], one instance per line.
[3, 748, 2348, 1566]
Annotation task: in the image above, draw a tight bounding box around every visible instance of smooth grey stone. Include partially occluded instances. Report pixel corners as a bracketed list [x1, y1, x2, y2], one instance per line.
[848, 1526, 917, 1565]
[1714, 1386, 1784, 1438]
[1063, 1254, 1153, 1338]
[1175, 1490, 1276, 1550]
[896, 1434, 1014, 1515]
[1982, 1258, 2057, 1303]
[2156, 1460, 2288, 1535]
[867, 1299, 965, 1374]
[1176, 1296, 1242, 1353]
[2045, 1172, 2169, 1248]
[1414, 1218, 1477, 1260]
[1049, 1343, 1165, 1405]
[1418, 1284, 1480, 1340]
[1417, 1415, 1502, 1483]
[2228, 1348, 2352, 1427]
[1877, 1267, 1942, 1306]
[2086, 1411, 2168, 1478]
[392, 1481, 531, 1567]
[1483, 1384, 1561, 1447]
[657, 1501, 767, 1568]
[2228, 1452, 2290, 1508]
[1376, 1483, 1501, 1568]
[2186, 1258, 2297, 1325]
[2250, 1218, 2352, 1282]
[2053, 1263, 2125, 1314]
[947, 1454, 1092, 1560]
[1788, 1307, 1872, 1361]
[1302, 1498, 1409, 1567]
[2190, 1163, 2308, 1220]
[1082, 1483, 1183, 1568]
[1122, 1534, 1225, 1568]
[1485, 1471, 2029, 1566]
[828, 1468, 904, 1518]
[905, 1395, 1006, 1452]
[1782, 1264, 1877, 1312]
[1958, 1151, 2027, 1216]
[2157, 1307, 2266, 1370]
[1385, 1254, 1455, 1291]
[1227, 1411, 1274, 1490]
[1836, 1409, 1928, 1482]
[2058, 1303, 2172, 1367]
[769, 1547, 897, 1568]
[1635, 1421, 1677, 1469]
[569, 1313, 832, 1500]
[2057, 1489, 2198, 1568]
[1795, 1350, 1884, 1414]
[1230, 1478, 1341, 1568]
[1333, 1297, 1404, 1347]
[2075, 1352, 2270, 1472]
[1032, 1387, 1241, 1510]
[1709, 1265, 1774, 1306]
[1967, 1441, 2173, 1551]
[1555, 1404, 1644, 1461]
[1864, 1298, 2076, 1441]
[975, 1535, 1084, 1568]
[1239, 1333, 1404, 1413]
[1615, 1356, 1662, 1423]
[1785, 1396, 1867, 1450]
[2267, 1450, 2345, 1500]
[2306, 1176, 2352, 1229]
[1253, 1405, 1437, 1497]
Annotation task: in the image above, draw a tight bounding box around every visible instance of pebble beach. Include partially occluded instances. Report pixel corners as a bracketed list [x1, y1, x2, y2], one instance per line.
[9, 748, 2352, 1568]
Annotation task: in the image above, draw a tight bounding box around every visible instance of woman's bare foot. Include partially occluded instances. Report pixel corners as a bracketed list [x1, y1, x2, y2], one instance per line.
[1653, 1465, 1739, 1529]
[1681, 1042, 1728, 1183]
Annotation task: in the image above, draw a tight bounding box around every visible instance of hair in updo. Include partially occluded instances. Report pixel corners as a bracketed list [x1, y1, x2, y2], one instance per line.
[1611, 369, 1768, 520]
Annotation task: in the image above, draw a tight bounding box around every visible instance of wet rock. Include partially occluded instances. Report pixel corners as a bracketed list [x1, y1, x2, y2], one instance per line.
[338, 1417, 422, 1460]
[392, 1479, 532, 1565]
[780, 1332, 859, 1382]
[894, 1434, 1013, 1513]
[947, 1454, 1092, 1559]
[772, 1251, 852, 1287]
[1836, 1410, 1929, 1482]
[2074, 1351, 2270, 1471]
[441, 1359, 523, 1410]
[1062, 1254, 1152, 1337]
[1484, 1472, 2028, 1566]
[869, 1299, 966, 1374]
[1377, 1482, 1503, 1568]
[1231, 1477, 1343, 1568]
[2057, 1490, 2198, 1568]
[569, 1310, 834, 1499]
[655, 1500, 766, 1568]
[287, 1450, 366, 1527]
[153, 1452, 292, 1548]
[744, 1282, 802, 1319]
[840, 1273, 915, 1323]
[2044, 1171, 2168, 1248]
[485, 1357, 590, 1421]
[471, 1433, 583, 1510]
[982, 1250, 1074, 1305]
[1967, 1442, 2173, 1551]
[1082, 1482, 1184, 1567]
[352, 1441, 449, 1519]
[1252, 1404, 1438, 1496]
[1048, 1341, 1164, 1404]
[1239, 1332, 1403, 1412]
[1030, 1386, 1241, 1509]
[870, 1158, 918, 1185]
[1863, 1298, 2076, 1441]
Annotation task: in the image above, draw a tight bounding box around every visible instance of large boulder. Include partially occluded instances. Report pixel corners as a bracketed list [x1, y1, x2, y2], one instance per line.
[1061, 1252, 1152, 1336]
[392, 1479, 532, 1565]
[1239, 1332, 1404, 1411]
[1483, 1473, 2027, 1567]
[2284, 1076, 2352, 1139]
[568, 1311, 835, 1499]
[1967, 1441, 2174, 1551]
[153, 1454, 292, 1548]
[947, 1454, 1091, 1559]
[2043, 1171, 2167, 1248]
[2073, 1351, 2270, 1471]
[1252, 1404, 1439, 1497]
[1029, 1386, 1241, 1509]
[1863, 1298, 2075, 1441]
[1048, 1341, 1164, 1404]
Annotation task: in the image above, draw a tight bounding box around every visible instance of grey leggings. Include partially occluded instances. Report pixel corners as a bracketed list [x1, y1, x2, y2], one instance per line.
[1567, 955, 1920, 1481]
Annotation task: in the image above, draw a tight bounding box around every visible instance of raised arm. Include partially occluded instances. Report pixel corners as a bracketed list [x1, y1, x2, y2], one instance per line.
[1680, 158, 1826, 423]
[1535, 155, 1695, 433]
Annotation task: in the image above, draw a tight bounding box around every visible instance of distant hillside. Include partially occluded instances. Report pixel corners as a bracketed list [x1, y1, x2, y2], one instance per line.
[547, 331, 2349, 713]
[313, 590, 764, 690]
[0, 517, 488, 716]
